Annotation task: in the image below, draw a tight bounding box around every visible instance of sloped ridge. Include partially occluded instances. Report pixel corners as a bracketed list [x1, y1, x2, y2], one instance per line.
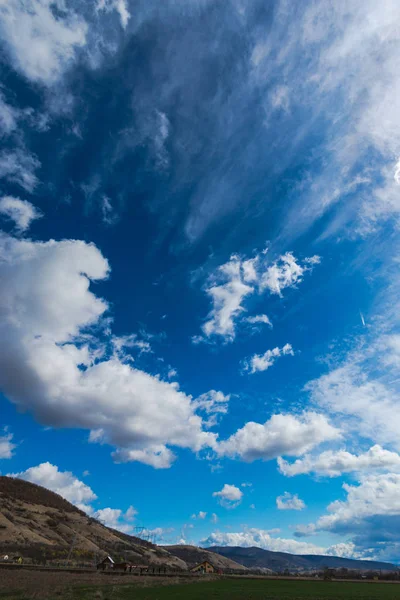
[161, 544, 247, 571]
[0, 476, 186, 569]
[0, 476, 84, 515]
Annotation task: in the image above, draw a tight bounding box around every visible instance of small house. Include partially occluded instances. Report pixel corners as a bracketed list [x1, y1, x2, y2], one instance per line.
[190, 560, 216, 574]
[97, 556, 115, 570]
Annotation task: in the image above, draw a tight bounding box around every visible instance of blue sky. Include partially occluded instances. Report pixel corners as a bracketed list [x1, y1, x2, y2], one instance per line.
[1, 0, 400, 562]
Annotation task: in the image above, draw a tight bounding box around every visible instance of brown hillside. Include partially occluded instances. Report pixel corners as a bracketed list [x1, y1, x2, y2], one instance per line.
[161, 544, 247, 571]
[0, 476, 185, 569]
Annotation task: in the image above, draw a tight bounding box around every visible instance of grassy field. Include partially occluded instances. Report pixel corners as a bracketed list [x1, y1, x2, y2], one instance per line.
[2, 577, 400, 600]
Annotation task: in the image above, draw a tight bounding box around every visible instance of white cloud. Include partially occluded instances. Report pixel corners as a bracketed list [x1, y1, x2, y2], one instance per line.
[295, 473, 400, 561]
[210, 513, 218, 524]
[10, 462, 97, 512]
[94, 505, 137, 533]
[244, 314, 272, 327]
[111, 333, 152, 358]
[96, 0, 131, 29]
[0, 149, 40, 192]
[217, 412, 340, 462]
[259, 253, 307, 296]
[0, 0, 87, 85]
[201, 528, 326, 555]
[200, 251, 319, 342]
[167, 368, 178, 379]
[251, 0, 400, 238]
[278, 445, 400, 477]
[317, 473, 400, 532]
[276, 492, 305, 511]
[202, 255, 253, 341]
[0, 232, 218, 469]
[213, 484, 243, 508]
[0, 196, 42, 232]
[244, 343, 294, 374]
[0, 432, 16, 459]
[306, 354, 400, 451]
[191, 511, 207, 520]
[101, 196, 118, 226]
[193, 390, 230, 428]
[0, 93, 19, 135]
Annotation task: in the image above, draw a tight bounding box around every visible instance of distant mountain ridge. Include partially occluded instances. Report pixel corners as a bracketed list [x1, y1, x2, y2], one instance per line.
[160, 544, 249, 572]
[207, 545, 398, 573]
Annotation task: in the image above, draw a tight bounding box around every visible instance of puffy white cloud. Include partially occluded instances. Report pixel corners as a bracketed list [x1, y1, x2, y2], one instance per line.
[10, 462, 97, 512]
[217, 412, 340, 462]
[200, 251, 319, 342]
[0, 232, 217, 469]
[0, 149, 40, 192]
[259, 253, 307, 296]
[276, 492, 305, 511]
[244, 343, 294, 374]
[94, 505, 137, 533]
[0, 196, 42, 232]
[202, 255, 253, 341]
[96, 0, 131, 29]
[278, 445, 400, 477]
[317, 473, 400, 532]
[191, 511, 207, 520]
[213, 484, 243, 508]
[201, 528, 326, 555]
[296, 473, 400, 560]
[0, 0, 87, 85]
[0, 432, 16, 459]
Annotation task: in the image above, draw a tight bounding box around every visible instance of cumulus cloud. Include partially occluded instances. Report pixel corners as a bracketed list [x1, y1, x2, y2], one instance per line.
[0, 232, 218, 469]
[213, 484, 243, 508]
[244, 343, 294, 374]
[0, 0, 87, 85]
[0, 432, 16, 459]
[0, 149, 40, 192]
[10, 462, 97, 512]
[259, 253, 309, 296]
[200, 251, 319, 342]
[0, 196, 42, 232]
[217, 412, 340, 462]
[191, 511, 207, 520]
[296, 473, 400, 560]
[276, 492, 305, 511]
[278, 445, 400, 477]
[94, 505, 137, 533]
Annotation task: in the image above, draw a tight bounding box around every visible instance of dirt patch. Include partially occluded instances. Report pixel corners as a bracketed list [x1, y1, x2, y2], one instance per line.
[0, 567, 207, 599]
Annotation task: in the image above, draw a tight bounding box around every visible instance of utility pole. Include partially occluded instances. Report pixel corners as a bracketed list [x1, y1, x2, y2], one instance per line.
[65, 531, 78, 567]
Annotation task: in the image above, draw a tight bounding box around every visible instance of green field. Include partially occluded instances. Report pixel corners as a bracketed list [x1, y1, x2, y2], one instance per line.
[2, 577, 400, 600]
[53, 579, 400, 600]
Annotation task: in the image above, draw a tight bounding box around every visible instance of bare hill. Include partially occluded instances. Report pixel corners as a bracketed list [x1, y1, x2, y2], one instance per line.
[0, 476, 185, 569]
[207, 545, 398, 573]
[161, 544, 247, 571]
